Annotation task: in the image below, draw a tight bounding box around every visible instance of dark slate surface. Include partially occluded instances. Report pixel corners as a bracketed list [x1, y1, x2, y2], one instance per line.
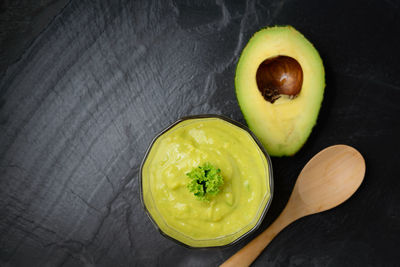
[1, 0, 400, 266]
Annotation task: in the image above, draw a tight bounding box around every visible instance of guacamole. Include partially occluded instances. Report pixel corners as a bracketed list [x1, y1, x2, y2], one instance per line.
[141, 117, 271, 247]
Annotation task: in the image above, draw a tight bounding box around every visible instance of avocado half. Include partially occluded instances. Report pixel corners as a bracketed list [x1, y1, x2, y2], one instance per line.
[235, 26, 325, 156]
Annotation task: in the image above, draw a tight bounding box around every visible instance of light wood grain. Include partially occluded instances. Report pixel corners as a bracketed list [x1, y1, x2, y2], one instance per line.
[221, 145, 365, 267]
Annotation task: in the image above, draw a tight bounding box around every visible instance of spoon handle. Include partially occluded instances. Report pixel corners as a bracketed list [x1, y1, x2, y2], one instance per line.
[220, 207, 295, 267]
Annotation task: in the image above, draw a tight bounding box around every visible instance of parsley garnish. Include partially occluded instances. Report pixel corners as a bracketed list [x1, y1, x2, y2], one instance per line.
[186, 163, 224, 201]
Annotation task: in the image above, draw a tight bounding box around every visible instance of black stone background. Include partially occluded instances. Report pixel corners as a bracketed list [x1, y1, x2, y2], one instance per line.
[1, 0, 399, 266]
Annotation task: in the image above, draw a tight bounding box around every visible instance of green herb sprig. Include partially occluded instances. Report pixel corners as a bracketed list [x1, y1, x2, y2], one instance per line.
[186, 163, 224, 201]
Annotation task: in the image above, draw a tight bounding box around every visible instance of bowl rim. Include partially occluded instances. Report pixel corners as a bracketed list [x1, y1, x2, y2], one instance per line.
[139, 114, 274, 249]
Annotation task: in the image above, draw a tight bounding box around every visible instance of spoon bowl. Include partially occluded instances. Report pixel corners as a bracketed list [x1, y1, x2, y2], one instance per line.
[221, 145, 365, 267]
[293, 145, 365, 216]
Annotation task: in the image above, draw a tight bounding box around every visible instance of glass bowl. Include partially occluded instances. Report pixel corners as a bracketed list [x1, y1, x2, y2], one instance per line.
[139, 114, 274, 248]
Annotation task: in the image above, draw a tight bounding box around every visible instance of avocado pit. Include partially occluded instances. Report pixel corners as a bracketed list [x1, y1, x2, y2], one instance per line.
[256, 56, 303, 103]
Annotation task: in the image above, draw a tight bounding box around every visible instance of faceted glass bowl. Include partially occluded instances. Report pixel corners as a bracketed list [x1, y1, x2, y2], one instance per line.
[139, 114, 274, 248]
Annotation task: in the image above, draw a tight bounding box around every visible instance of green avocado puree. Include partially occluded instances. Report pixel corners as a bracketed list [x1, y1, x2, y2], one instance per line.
[142, 118, 271, 247]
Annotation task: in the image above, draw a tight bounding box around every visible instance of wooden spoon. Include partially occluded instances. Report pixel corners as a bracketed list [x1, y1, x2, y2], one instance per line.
[221, 145, 365, 267]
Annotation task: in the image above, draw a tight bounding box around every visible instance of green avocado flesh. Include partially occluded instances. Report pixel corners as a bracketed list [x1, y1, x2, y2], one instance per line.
[235, 26, 325, 156]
